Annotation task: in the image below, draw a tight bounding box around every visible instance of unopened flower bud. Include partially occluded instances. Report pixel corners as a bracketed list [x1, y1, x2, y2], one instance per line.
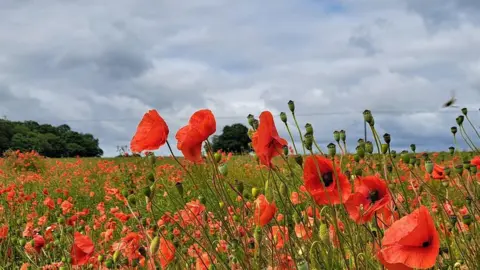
[356, 145, 365, 159]
[340, 130, 346, 142]
[381, 144, 389, 154]
[280, 112, 287, 123]
[449, 146, 455, 155]
[247, 114, 255, 127]
[333, 131, 340, 142]
[305, 123, 313, 135]
[365, 141, 373, 154]
[288, 100, 295, 113]
[327, 143, 336, 157]
[219, 164, 228, 176]
[214, 152, 222, 163]
[252, 187, 260, 198]
[363, 110, 374, 126]
[410, 144, 416, 153]
[425, 160, 434, 174]
[175, 182, 183, 197]
[383, 133, 391, 144]
[113, 249, 121, 263]
[456, 115, 464, 126]
[451, 126, 457, 135]
[149, 236, 160, 255]
[304, 133, 313, 151]
[319, 223, 329, 244]
[461, 107, 468, 116]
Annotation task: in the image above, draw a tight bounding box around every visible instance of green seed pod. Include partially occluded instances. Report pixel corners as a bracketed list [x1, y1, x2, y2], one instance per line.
[305, 123, 313, 135]
[113, 249, 121, 263]
[247, 114, 255, 127]
[383, 133, 391, 144]
[327, 143, 336, 158]
[149, 236, 160, 255]
[451, 126, 457, 135]
[365, 141, 373, 154]
[391, 150, 397, 159]
[340, 130, 346, 143]
[425, 160, 434, 174]
[105, 258, 114, 268]
[456, 115, 464, 126]
[381, 144, 389, 154]
[98, 255, 104, 262]
[280, 112, 287, 123]
[304, 133, 313, 151]
[363, 110, 373, 125]
[461, 107, 468, 116]
[356, 145, 365, 159]
[448, 146, 455, 155]
[214, 152, 222, 163]
[252, 187, 260, 198]
[401, 153, 410, 164]
[333, 131, 340, 142]
[288, 100, 295, 113]
[218, 164, 228, 176]
[410, 144, 416, 153]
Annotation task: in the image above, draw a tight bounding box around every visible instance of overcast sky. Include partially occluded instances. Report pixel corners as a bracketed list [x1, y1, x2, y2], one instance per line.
[1, 0, 479, 157]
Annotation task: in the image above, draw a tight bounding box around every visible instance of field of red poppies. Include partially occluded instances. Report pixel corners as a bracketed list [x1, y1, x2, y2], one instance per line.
[0, 101, 479, 270]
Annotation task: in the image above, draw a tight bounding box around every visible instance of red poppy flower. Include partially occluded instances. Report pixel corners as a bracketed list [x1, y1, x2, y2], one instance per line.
[158, 237, 175, 268]
[130, 109, 169, 153]
[254, 194, 277, 226]
[471, 156, 480, 169]
[176, 109, 216, 163]
[303, 155, 351, 205]
[345, 176, 391, 224]
[33, 235, 45, 253]
[71, 232, 95, 266]
[377, 206, 439, 269]
[251, 111, 288, 168]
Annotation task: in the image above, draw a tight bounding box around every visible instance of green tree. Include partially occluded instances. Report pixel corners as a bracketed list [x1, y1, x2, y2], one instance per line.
[211, 123, 251, 154]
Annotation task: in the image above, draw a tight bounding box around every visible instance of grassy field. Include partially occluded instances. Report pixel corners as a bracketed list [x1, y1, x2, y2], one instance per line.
[0, 107, 479, 270]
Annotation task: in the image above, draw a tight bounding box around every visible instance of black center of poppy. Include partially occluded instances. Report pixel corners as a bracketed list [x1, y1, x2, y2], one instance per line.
[321, 172, 333, 187]
[422, 241, 430, 247]
[369, 190, 380, 203]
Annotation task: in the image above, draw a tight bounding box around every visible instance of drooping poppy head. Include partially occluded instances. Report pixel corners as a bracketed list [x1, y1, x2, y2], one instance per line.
[303, 155, 351, 205]
[130, 109, 169, 153]
[253, 194, 277, 226]
[176, 109, 216, 163]
[377, 205, 439, 269]
[71, 232, 95, 266]
[345, 176, 391, 224]
[251, 111, 288, 168]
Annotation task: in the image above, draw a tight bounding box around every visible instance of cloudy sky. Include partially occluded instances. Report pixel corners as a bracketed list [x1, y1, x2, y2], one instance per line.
[1, 0, 479, 157]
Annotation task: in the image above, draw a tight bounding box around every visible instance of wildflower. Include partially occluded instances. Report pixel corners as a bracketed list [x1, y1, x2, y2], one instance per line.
[253, 194, 277, 226]
[71, 232, 95, 266]
[130, 109, 169, 153]
[251, 111, 288, 168]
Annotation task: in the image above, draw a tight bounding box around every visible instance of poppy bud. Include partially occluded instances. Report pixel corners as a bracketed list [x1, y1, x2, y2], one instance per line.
[383, 133, 391, 144]
[247, 114, 255, 126]
[391, 150, 397, 159]
[365, 141, 373, 154]
[175, 182, 183, 197]
[214, 152, 222, 163]
[252, 187, 260, 198]
[451, 126, 457, 135]
[363, 110, 374, 126]
[354, 154, 360, 162]
[283, 145, 289, 156]
[219, 164, 228, 176]
[113, 249, 121, 263]
[381, 144, 389, 154]
[425, 160, 434, 174]
[280, 112, 287, 123]
[333, 131, 340, 142]
[295, 155, 303, 167]
[461, 107, 468, 116]
[356, 146, 365, 159]
[318, 223, 329, 244]
[235, 180, 244, 194]
[410, 144, 416, 153]
[448, 146, 455, 155]
[304, 133, 313, 151]
[327, 143, 336, 157]
[401, 153, 410, 164]
[198, 195, 206, 204]
[105, 258, 114, 268]
[288, 100, 295, 113]
[265, 180, 272, 201]
[456, 115, 464, 126]
[305, 123, 313, 135]
[455, 165, 463, 174]
[340, 130, 346, 142]
[149, 236, 160, 255]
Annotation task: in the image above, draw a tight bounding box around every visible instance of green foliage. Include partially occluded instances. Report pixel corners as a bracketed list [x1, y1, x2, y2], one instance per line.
[211, 123, 252, 154]
[0, 119, 103, 157]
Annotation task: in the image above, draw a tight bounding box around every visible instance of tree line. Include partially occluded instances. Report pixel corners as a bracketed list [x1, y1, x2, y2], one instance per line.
[0, 119, 103, 158]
